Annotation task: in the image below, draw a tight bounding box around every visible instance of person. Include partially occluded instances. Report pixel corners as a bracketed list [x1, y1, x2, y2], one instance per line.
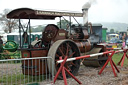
[35, 37, 38, 41]
[31, 37, 41, 47]
[0, 36, 3, 45]
[122, 40, 126, 49]
[119, 33, 122, 40]
[122, 33, 127, 44]
[0, 36, 3, 59]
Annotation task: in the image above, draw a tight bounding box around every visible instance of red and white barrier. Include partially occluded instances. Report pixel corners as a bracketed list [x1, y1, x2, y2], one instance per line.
[54, 48, 128, 85]
[115, 49, 124, 53]
[57, 49, 125, 64]
[57, 51, 113, 64]
[107, 48, 122, 50]
[107, 48, 128, 67]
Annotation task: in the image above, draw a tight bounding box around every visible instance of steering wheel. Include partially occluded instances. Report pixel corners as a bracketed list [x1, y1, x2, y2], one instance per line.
[42, 24, 59, 42]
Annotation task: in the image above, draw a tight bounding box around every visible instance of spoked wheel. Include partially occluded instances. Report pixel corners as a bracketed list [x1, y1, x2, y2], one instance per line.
[47, 40, 80, 79]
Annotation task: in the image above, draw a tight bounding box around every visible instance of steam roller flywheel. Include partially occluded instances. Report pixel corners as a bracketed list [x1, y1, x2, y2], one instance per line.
[47, 39, 80, 79]
[83, 47, 108, 67]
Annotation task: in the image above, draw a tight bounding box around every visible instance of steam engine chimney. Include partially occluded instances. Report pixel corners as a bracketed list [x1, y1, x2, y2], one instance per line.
[82, 2, 91, 26]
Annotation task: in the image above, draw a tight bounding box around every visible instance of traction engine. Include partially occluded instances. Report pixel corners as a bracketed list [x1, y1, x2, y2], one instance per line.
[6, 7, 108, 78]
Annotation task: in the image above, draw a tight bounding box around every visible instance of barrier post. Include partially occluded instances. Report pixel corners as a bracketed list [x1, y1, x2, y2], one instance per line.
[54, 56, 82, 85]
[53, 56, 68, 84]
[60, 57, 67, 85]
[98, 51, 120, 77]
[118, 49, 128, 67]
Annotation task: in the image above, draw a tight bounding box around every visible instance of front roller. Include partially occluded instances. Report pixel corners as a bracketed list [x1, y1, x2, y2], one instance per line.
[47, 39, 80, 79]
[83, 47, 108, 67]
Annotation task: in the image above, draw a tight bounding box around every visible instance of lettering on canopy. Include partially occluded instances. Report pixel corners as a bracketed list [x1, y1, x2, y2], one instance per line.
[36, 10, 83, 17]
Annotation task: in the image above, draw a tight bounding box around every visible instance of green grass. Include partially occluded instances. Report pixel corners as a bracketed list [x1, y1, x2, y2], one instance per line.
[0, 73, 46, 85]
[112, 53, 128, 67]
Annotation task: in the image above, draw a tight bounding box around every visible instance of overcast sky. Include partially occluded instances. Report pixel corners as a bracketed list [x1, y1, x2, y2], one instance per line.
[0, 0, 128, 24]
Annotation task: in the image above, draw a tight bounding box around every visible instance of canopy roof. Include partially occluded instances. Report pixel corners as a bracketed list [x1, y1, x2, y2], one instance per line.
[7, 8, 83, 19]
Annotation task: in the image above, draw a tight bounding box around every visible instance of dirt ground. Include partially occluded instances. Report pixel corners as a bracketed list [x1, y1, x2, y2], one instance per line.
[53, 65, 128, 85]
[1, 63, 128, 85]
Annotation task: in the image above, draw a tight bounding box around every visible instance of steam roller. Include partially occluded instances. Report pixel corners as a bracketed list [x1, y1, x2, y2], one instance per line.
[6, 7, 109, 78]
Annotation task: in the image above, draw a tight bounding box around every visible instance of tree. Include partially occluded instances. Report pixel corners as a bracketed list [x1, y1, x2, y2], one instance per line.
[31, 25, 45, 32]
[57, 20, 72, 29]
[0, 9, 18, 33]
[110, 28, 114, 33]
[115, 31, 119, 34]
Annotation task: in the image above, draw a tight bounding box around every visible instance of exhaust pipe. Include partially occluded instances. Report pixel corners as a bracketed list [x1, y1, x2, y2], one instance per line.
[82, 2, 91, 26]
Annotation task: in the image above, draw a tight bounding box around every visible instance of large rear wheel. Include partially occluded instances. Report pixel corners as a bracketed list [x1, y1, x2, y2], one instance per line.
[47, 40, 80, 79]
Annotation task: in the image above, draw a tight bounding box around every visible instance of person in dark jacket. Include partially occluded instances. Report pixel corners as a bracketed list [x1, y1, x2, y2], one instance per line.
[0, 36, 3, 59]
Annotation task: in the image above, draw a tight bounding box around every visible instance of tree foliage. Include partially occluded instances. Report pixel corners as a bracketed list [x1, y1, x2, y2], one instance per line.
[57, 20, 72, 29]
[0, 9, 18, 33]
[110, 28, 114, 33]
[31, 25, 45, 32]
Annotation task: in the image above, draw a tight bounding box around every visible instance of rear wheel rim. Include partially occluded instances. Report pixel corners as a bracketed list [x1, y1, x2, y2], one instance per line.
[48, 40, 80, 79]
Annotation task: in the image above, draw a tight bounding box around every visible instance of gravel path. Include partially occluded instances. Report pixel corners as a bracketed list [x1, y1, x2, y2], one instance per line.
[53, 65, 128, 85]
[0, 63, 22, 77]
[0, 63, 128, 85]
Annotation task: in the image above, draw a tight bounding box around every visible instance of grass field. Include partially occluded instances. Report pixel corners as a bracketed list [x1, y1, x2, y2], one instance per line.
[0, 74, 46, 85]
[112, 53, 128, 66]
